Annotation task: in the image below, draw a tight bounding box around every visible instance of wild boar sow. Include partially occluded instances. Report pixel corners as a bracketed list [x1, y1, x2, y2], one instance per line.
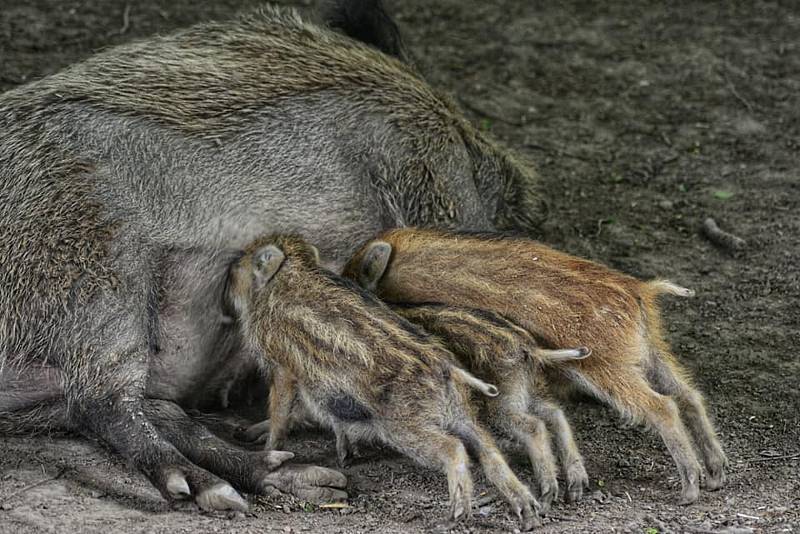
[0, 0, 544, 510]
[227, 235, 540, 530]
[344, 228, 728, 505]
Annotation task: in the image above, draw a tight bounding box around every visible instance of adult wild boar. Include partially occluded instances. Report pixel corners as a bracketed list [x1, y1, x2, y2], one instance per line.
[0, 0, 544, 511]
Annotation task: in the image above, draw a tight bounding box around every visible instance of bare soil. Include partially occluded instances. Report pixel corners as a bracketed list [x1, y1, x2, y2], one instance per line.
[1, 1, 798, 533]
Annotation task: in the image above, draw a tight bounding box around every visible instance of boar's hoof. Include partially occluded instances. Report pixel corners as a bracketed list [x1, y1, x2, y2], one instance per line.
[565, 461, 589, 503]
[197, 483, 249, 512]
[165, 471, 191, 500]
[259, 464, 348, 504]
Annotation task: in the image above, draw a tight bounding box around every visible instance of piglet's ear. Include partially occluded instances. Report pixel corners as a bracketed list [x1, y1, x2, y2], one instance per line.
[359, 241, 391, 292]
[253, 245, 286, 288]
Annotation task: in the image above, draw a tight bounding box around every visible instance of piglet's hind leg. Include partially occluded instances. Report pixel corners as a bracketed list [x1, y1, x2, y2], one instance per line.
[387, 424, 474, 526]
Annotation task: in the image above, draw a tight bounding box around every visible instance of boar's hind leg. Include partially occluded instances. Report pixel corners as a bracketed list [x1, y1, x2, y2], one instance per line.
[576, 370, 702, 504]
[646, 355, 728, 491]
[143, 399, 347, 503]
[529, 397, 589, 503]
[452, 420, 541, 530]
[388, 425, 473, 525]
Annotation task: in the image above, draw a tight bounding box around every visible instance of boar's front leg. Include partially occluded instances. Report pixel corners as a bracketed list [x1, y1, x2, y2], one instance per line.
[144, 399, 348, 503]
[64, 297, 252, 511]
[65, 282, 345, 509]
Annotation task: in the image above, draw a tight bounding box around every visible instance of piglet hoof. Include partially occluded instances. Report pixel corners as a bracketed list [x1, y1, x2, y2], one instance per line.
[447, 484, 471, 525]
[518, 500, 542, 531]
[437, 518, 467, 532]
[336, 444, 360, 469]
[197, 483, 249, 512]
[678, 483, 700, 506]
[235, 419, 271, 443]
[565, 461, 589, 503]
[704, 457, 728, 491]
[705, 470, 726, 491]
[513, 490, 542, 531]
[537, 477, 557, 514]
[260, 450, 295, 470]
[260, 464, 348, 504]
[678, 466, 702, 505]
[165, 471, 191, 500]
[336, 455, 351, 470]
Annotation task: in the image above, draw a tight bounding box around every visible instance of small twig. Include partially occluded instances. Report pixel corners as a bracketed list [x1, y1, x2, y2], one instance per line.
[548, 514, 578, 522]
[701, 217, 747, 252]
[2, 469, 66, 504]
[459, 97, 525, 127]
[595, 218, 613, 237]
[107, 4, 131, 37]
[120, 4, 132, 34]
[684, 527, 719, 534]
[742, 452, 800, 463]
[724, 75, 755, 112]
[737, 513, 761, 520]
[524, 142, 594, 162]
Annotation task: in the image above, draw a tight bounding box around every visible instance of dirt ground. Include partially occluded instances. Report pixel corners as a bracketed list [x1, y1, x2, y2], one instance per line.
[1, 1, 798, 533]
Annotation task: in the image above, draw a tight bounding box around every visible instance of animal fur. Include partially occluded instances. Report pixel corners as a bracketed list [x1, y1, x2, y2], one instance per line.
[344, 227, 729, 505]
[227, 234, 540, 529]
